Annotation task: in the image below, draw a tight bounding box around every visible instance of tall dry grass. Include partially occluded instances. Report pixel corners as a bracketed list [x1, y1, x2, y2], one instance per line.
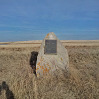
[0, 46, 99, 99]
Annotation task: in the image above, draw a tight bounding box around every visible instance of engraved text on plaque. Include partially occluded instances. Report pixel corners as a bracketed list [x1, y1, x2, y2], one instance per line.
[44, 40, 57, 54]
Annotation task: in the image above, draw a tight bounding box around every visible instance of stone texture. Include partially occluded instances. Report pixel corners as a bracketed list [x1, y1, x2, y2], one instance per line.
[36, 32, 69, 77]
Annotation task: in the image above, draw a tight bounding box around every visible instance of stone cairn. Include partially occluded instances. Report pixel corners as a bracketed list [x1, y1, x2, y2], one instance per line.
[36, 32, 69, 77]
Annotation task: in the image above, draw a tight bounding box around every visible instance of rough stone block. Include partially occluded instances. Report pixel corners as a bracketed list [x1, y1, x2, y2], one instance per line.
[36, 32, 69, 77]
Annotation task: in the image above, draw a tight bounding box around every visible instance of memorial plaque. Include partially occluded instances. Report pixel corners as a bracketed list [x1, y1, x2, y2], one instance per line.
[44, 40, 57, 54]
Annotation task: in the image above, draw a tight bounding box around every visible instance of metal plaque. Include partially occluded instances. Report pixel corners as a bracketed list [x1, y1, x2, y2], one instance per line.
[44, 40, 57, 54]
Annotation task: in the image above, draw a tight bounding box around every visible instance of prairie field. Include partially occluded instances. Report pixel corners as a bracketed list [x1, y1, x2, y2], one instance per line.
[0, 40, 99, 99]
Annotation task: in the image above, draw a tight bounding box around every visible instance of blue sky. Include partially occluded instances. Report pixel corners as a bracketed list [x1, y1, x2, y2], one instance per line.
[0, 0, 99, 41]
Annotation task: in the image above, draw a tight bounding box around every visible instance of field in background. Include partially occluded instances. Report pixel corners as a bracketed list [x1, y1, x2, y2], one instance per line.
[0, 40, 99, 99]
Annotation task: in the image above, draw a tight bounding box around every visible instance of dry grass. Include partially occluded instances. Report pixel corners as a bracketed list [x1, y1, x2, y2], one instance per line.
[0, 41, 99, 99]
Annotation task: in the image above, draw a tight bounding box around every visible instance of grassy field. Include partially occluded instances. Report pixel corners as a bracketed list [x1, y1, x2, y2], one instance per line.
[0, 40, 99, 99]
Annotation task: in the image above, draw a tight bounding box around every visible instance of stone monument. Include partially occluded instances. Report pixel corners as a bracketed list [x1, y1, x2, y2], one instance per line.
[36, 32, 69, 77]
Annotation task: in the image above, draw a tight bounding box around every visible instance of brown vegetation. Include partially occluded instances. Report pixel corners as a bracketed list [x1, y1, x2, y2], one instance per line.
[0, 40, 99, 99]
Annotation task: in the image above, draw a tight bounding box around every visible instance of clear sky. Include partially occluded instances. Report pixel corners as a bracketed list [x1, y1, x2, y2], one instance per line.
[0, 0, 99, 42]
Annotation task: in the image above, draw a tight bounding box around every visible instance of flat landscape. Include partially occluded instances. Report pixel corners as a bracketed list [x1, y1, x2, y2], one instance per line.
[0, 40, 99, 99]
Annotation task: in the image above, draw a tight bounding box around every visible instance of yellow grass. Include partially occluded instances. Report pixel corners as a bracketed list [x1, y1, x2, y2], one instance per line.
[0, 40, 99, 99]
